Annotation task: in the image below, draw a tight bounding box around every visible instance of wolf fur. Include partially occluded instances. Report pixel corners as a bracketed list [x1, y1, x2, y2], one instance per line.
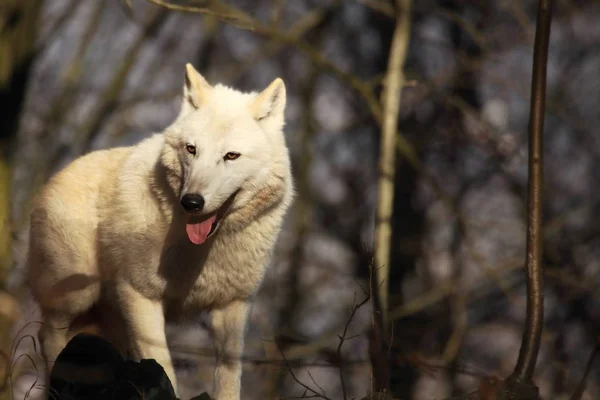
[26, 63, 294, 399]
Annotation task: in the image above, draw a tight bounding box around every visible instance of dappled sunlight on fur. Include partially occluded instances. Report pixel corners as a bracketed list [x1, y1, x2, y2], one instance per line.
[25, 63, 294, 400]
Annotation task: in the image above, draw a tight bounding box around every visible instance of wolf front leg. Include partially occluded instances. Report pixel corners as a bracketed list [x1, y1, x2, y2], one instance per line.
[115, 283, 179, 395]
[210, 299, 251, 400]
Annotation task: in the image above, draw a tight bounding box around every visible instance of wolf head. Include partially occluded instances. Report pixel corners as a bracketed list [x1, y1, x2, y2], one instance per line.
[159, 64, 292, 245]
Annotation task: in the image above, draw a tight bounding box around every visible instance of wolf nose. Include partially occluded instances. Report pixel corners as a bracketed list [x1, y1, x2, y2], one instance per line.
[181, 193, 205, 213]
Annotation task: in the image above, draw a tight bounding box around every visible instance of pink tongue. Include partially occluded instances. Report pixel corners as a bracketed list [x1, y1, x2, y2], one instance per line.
[186, 215, 217, 245]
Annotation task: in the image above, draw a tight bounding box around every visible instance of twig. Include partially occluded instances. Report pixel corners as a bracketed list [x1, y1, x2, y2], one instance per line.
[442, 284, 467, 363]
[336, 294, 370, 400]
[146, 0, 254, 29]
[60, 0, 106, 88]
[35, 0, 82, 55]
[569, 343, 599, 400]
[272, 52, 321, 400]
[306, 369, 328, 399]
[358, 0, 395, 17]
[368, 262, 387, 395]
[13, 0, 106, 234]
[118, 0, 341, 109]
[221, 0, 341, 82]
[145, 0, 383, 122]
[269, 0, 287, 27]
[509, 0, 553, 384]
[373, 0, 412, 336]
[76, 9, 166, 154]
[275, 341, 334, 400]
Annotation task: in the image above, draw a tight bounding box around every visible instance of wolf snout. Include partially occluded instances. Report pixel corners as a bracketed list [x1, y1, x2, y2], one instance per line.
[181, 193, 205, 213]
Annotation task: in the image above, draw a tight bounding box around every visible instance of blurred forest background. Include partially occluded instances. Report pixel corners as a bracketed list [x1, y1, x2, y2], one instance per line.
[1, 0, 599, 399]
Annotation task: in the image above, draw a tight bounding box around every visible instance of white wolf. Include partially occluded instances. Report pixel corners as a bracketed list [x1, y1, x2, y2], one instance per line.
[26, 63, 294, 399]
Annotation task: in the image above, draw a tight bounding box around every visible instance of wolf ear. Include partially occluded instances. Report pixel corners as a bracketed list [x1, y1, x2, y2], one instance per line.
[249, 78, 286, 127]
[180, 63, 212, 115]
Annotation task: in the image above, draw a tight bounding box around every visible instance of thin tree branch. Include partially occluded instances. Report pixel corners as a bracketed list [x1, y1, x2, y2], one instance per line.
[221, 0, 341, 82]
[509, 0, 553, 384]
[13, 0, 106, 234]
[117, 0, 341, 109]
[336, 294, 370, 400]
[34, 0, 82, 55]
[373, 0, 412, 338]
[146, 0, 254, 28]
[275, 340, 334, 400]
[568, 343, 599, 400]
[145, 0, 383, 122]
[76, 9, 166, 154]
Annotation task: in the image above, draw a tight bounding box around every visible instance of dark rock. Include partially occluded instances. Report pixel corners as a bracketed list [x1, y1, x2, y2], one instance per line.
[49, 333, 178, 400]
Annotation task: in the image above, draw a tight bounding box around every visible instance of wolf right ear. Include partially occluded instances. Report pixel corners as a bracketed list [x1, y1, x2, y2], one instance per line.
[180, 63, 212, 116]
[249, 78, 286, 133]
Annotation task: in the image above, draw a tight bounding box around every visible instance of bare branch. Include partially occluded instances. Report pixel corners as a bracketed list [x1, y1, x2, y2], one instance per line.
[145, 0, 383, 122]
[275, 340, 334, 400]
[509, 0, 553, 384]
[35, 0, 83, 54]
[146, 0, 255, 28]
[373, 0, 412, 353]
[336, 295, 370, 400]
[569, 343, 599, 400]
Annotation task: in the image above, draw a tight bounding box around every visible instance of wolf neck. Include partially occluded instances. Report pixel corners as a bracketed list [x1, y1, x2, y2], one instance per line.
[157, 142, 183, 199]
[137, 135, 181, 224]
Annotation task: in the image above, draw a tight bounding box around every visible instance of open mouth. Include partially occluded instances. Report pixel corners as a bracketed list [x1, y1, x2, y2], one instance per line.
[184, 191, 238, 245]
[185, 212, 220, 245]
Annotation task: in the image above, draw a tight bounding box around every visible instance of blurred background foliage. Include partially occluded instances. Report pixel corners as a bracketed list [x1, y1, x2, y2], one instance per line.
[1, 0, 599, 399]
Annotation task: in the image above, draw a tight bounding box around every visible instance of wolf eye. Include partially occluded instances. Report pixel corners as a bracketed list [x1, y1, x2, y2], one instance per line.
[185, 144, 196, 155]
[224, 152, 241, 161]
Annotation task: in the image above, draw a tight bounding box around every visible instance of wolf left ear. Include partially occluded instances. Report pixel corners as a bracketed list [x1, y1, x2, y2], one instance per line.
[180, 63, 212, 116]
[249, 78, 286, 126]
